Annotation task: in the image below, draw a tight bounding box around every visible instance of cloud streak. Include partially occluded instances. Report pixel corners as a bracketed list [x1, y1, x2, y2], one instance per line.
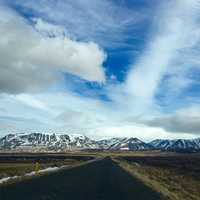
[126, 0, 200, 108]
[7, 0, 148, 49]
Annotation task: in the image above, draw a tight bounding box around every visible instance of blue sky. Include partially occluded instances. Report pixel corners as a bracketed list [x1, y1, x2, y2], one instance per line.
[0, 0, 200, 140]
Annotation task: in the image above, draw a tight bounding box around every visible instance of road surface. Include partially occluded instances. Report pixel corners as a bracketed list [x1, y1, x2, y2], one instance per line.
[0, 157, 162, 200]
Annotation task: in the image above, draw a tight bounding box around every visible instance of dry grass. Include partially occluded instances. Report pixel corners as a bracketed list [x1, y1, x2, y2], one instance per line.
[0, 153, 96, 181]
[115, 157, 200, 200]
[0, 163, 35, 178]
[0, 159, 83, 179]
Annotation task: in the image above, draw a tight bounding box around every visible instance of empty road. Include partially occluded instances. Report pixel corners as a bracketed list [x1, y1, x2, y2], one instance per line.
[0, 157, 162, 200]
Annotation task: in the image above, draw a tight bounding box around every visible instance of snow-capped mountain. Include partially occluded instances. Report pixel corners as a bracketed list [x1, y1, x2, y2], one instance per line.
[96, 138, 126, 150]
[97, 137, 152, 151]
[149, 139, 174, 150]
[0, 133, 98, 151]
[149, 138, 200, 151]
[0, 133, 200, 152]
[110, 137, 153, 151]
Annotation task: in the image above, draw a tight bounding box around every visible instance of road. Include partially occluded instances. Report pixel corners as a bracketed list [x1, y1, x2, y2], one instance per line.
[0, 157, 162, 200]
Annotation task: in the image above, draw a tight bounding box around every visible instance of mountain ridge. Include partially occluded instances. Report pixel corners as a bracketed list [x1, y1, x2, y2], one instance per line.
[0, 133, 200, 152]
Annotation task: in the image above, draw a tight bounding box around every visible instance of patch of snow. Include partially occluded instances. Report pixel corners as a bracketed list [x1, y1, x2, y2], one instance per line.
[120, 147, 129, 150]
[0, 166, 62, 185]
[133, 162, 140, 167]
[0, 176, 19, 184]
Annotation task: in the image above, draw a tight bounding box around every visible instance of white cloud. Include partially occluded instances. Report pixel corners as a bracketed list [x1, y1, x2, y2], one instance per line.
[90, 125, 196, 142]
[125, 0, 200, 108]
[15, 94, 50, 112]
[33, 18, 67, 38]
[0, 92, 112, 136]
[0, 92, 198, 141]
[0, 6, 106, 93]
[146, 105, 200, 135]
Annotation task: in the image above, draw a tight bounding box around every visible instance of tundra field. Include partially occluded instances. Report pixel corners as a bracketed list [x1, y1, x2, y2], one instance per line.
[0, 151, 200, 200]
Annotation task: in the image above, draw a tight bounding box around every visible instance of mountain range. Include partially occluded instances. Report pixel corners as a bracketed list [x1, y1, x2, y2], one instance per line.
[0, 133, 200, 152]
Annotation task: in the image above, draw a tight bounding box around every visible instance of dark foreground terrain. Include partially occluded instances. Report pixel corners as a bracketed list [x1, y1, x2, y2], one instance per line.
[0, 153, 94, 179]
[0, 157, 162, 200]
[117, 153, 200, 200]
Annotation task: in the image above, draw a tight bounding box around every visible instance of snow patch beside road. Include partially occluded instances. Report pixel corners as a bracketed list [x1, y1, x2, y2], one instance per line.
[0, 166, 62, 185]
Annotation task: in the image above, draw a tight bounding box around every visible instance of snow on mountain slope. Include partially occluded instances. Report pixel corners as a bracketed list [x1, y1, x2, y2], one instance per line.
[97, 137, 152, 151]
[96, 138, 126, 150]
[0, 133, 98, 151]
[108, 137, 153, 151]
[0, 133, 200, 152]
[149, 139, 174, 150]
[149, 138, 200, 151]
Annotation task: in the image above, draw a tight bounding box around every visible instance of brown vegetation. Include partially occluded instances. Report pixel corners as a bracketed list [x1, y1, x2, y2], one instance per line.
[0, 153, 95, 180]
[115, 153, 200, 200]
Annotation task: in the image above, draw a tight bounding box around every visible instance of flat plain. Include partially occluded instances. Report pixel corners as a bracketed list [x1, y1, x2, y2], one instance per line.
[0, 151, 199, 200]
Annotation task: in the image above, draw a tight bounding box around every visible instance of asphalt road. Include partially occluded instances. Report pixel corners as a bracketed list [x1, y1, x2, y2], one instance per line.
[0, 157, 162, 200]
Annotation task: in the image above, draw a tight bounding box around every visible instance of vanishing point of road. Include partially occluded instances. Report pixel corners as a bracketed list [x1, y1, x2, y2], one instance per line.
[0, 157, 162, 200]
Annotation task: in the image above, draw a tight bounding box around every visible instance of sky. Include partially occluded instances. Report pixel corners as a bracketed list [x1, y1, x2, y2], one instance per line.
[0, 0, 200, 141]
